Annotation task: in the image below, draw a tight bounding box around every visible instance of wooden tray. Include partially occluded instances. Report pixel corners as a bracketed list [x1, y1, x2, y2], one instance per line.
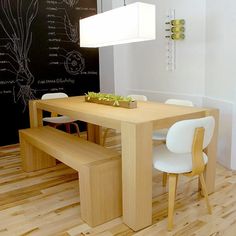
[85, 96, 137, 109]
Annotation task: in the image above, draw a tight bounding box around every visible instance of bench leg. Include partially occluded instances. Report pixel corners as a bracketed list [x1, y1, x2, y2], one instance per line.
[79, 157, 122, 227]
[20, 134, 56, 172]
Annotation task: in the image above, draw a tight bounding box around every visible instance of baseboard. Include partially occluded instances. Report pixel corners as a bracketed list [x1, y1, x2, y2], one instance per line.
[126, 88, 204, 106]
[203, 96, 233, 169]
[230, 104, 236, 169]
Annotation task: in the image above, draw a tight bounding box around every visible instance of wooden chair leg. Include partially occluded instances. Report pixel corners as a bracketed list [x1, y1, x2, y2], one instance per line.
[102, 128, 111, 146]
[199, 173, 212, 214]
[162, 172, 167, 187]
[71, 122, 80, 136]
[65, 123, 71, 133]
[175, 175, 178, 196]
[168, 174, 178, 231]
[49, 123, 59, 128]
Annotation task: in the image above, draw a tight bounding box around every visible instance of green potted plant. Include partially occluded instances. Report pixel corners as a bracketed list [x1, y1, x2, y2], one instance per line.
[85, 92, 137, 109]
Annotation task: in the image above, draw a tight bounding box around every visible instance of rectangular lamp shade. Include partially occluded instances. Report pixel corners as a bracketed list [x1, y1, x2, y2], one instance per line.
[79, 2, 156, 48]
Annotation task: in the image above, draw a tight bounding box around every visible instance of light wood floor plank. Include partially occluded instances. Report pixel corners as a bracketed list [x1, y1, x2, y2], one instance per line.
[0, 131, 235, 235]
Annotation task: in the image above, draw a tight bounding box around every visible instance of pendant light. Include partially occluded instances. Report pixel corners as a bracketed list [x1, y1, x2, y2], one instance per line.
[79, 1, 156, 48]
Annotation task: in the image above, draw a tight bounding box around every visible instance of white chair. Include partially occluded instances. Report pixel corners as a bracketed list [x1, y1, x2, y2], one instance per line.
[165, 99, 194, 106]
[41, 93, 80, 136]
[153, 116, 215, 230]
[153, 99, 194, 186]
[152, 99, 194, 141]
[102, 94, 148, 146]
[127, 94, 148, 101]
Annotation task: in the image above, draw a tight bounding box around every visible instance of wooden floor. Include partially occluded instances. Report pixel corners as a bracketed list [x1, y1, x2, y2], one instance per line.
[0, 131, 236, 236]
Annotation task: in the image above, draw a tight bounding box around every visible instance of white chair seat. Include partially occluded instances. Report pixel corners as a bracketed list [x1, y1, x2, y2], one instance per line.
[43, 116, 76, 124]
[153, 145, 208, 174]
[152, 129, 168, 140]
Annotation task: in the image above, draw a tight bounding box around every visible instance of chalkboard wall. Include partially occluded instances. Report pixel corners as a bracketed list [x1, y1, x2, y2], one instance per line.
[0, 0, 99, 146]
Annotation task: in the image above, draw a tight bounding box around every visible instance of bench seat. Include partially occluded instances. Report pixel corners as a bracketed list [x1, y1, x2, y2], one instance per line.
[19, 126, 122, 227]
[19, 126, 120, 172]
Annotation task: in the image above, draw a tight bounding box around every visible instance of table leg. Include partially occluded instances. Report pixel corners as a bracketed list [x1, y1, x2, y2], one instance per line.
[29, 100, 43, 128]
[23, 100, 55, 171]
[121, 121, 153, 231]
[204, 109, 219, 194]
[87, 123, 102, 145]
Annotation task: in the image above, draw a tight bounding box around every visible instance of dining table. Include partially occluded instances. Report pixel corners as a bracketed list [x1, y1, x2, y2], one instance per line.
[29, 95, 219, 231]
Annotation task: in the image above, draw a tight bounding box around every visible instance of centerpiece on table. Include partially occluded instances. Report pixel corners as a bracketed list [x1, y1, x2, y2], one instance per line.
[85, 92, 137, 109]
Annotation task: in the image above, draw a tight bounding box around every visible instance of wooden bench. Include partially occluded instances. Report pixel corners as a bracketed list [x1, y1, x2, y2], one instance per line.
[19, 126, 122, 227]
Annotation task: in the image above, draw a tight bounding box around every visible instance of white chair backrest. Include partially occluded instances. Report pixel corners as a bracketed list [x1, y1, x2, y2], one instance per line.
[165, 99, 194, 107]
[128, 94, 148, 101]
[166, 116, 215, 154]
[41, 92, 68, 100]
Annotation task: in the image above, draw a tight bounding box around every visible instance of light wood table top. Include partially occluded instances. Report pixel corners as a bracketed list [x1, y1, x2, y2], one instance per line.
[29, 95, 219, 231]
[33, 96, 209, 129]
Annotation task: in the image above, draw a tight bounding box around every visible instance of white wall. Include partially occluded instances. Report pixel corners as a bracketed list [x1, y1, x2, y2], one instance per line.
[99, 44, 115, 93]
[113, 0, 206, 103]
[99, 0, 236, 169]
[206, 0, 236, 101]
[98, 0, 115, 93]
[205, 0, 236, 169]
